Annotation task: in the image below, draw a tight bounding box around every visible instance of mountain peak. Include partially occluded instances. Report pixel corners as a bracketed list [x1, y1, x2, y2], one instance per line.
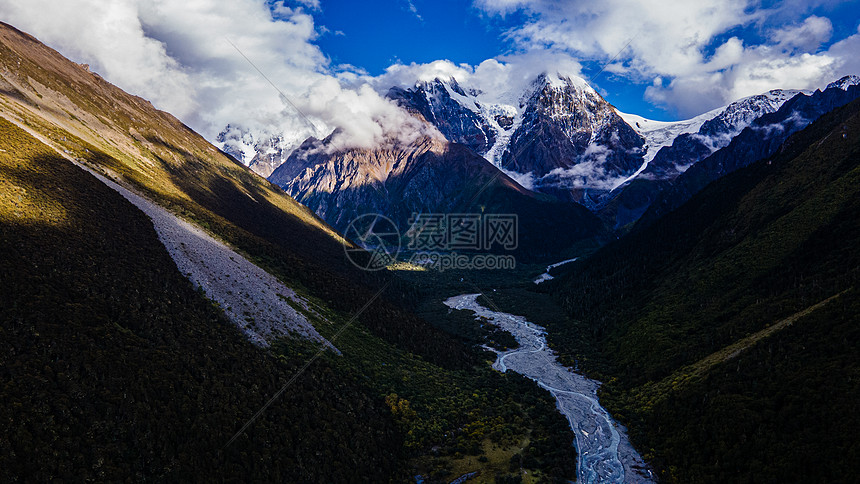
[827, 75, 860, 91]
[531, 72, 595, 94]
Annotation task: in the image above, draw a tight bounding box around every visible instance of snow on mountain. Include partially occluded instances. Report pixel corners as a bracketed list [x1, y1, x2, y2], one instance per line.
[598, 88, 811, 229]
[827, 75, 860, 91]
[696, 90, 805, 148]
[219, 69, 853, 220]
[393, 72, 645, 201]
[616, 109, 719, 161]
[387, 78, 496, 155]
[388, 75, 522, 167]
[614, 107, 722, 187]
[495, 73, 645, 207]
[216, 124, 309, 178]
[614, 88, 804, 188]
[388, 72, 614, 170]
[637, 81, 860, 227]
[481, 102, 521, 167]
[621, 89, 806, 184]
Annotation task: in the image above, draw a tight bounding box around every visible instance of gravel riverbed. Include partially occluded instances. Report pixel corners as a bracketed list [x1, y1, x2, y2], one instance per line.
[444, 293, 653, 484]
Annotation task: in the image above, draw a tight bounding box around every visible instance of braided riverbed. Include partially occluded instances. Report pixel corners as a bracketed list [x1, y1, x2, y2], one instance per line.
[444, 293, 654, 484]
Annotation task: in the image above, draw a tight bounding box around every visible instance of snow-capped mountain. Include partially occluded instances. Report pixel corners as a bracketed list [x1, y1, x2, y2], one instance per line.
[387, 78, 496, 156]
[599, 89, 807, 228]
[502, 74, 645, 203]
[216, 124, 306, 178]
[637, 77, 860, 228]
[827, 74, 860, 91]
[268, 128, 606, 258]
[620, 89, 804, 183]
[225, 71, 859, 236]
[389, 72, 645, 208]
[383, 73, 806, 214]
[615, 108, 720, 166]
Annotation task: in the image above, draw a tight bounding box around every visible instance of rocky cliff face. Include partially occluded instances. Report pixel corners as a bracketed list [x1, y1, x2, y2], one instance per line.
[269, 128, 607, 259]
[385, 73, 646, 209]
[243, 69, 860, 239]
[271, 135, 462, 230]
[387, 78, 496, 156]
[501, 74, 645, 208]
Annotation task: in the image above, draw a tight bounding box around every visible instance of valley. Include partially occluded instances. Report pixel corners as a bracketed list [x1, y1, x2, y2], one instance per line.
[0, 22, 578, 482]
[444, 293, 653, 484]
[2, 7, 860, 484]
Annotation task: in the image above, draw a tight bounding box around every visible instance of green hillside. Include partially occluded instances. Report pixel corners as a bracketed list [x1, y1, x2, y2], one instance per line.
[544, 97, 860, 481]
[0, 22, 577, 483]
[0, 21, 470, 368]
[0, 117, 403, 481]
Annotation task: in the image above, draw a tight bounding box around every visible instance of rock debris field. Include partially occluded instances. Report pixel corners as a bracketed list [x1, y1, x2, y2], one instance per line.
[82, 165, 337, 352]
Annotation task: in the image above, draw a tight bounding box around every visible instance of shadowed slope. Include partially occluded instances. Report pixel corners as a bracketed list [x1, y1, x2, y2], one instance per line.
[0, 19, 471, 367]
[545, 97, 860, 482]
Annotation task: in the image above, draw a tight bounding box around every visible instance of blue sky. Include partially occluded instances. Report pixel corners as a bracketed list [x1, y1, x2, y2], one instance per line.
[313, 0, 524, 73]
[5, 0, 858, 145]
[309, 0, 860, 120]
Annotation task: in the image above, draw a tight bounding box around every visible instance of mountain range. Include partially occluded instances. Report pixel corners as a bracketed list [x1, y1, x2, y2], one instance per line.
[268, 110, 606, 259]
[544, 93, 860, 482]
[244, 70, 860, 248]
[2, 17, 860, 484]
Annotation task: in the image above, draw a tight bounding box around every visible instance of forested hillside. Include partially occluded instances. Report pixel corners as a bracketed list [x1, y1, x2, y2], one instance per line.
[0, 117, 404, 481]
[545, 97, 860, 482]
[0, 22, 578, 483]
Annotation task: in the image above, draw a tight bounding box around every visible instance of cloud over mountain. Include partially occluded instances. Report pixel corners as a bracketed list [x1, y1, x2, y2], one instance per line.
[475, 0, 860, 116]
[0, 0, 435, 150]
[2, 0, 857, 151]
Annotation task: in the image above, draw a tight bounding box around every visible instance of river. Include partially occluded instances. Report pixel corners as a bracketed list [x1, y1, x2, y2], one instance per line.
[443, 294, 654, 484]
[533, 258, 578, 284]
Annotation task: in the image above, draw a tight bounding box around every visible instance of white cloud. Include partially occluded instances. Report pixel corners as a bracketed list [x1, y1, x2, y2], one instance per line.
[373, 51, 584, 105]
[474, 0, 531, 16]
[534, 142, 640, 191]
[476, 0, 860, 117]
[644, 38, 851, 116]
[502, 168, 536, 190]
[3, 0, 855, 154]
[405, 0, 423, 21]
[823, 27, 860, 80]
[300, 79, 441, 151]
[480, 0, 754, 78]
[770, 15, 833, 52]
[0, 0, 434, 152]
[0, 0, 197, 117]
[294, 0, 321, 10]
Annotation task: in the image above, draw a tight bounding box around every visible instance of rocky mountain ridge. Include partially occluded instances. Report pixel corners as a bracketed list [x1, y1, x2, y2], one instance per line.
[242, 71, 857, 236]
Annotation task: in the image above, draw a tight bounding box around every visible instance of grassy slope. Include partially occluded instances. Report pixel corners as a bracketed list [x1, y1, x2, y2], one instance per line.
[0, 22, 578, 482]
[0, 20, 469, 368]
[0, 117, 401, 482]
[544, 98, 860, 481]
